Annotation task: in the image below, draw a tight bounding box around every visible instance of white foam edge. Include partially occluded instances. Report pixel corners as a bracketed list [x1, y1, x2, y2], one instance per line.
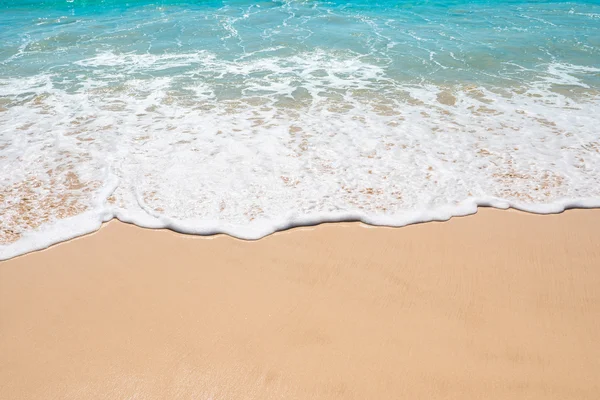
[2, 188, 600, 261]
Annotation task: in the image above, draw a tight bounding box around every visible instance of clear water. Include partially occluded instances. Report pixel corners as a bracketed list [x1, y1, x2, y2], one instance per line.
[1, 0, 600, 259]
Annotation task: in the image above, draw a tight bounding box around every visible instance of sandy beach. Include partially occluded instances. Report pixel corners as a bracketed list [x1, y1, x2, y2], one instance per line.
[1, 208, 599, 399]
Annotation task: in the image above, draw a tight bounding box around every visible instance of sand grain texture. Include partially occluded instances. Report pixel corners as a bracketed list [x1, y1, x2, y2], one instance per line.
[1, 208, 599, 399]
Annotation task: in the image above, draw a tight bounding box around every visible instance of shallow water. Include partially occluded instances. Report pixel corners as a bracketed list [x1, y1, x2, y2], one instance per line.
[1, 0, 600, 259]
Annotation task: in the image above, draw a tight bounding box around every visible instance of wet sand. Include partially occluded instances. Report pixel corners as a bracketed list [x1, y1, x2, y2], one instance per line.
[1, 208, 599, 399]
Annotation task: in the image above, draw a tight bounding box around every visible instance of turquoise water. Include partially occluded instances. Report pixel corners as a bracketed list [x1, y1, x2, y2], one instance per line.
[1, 1, 600, 258]
[2, 1, 600, 87]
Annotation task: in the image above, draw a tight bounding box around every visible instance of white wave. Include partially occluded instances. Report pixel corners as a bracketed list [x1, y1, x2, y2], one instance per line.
[543, 63, 600, 89]
[1, 51, 600, 260]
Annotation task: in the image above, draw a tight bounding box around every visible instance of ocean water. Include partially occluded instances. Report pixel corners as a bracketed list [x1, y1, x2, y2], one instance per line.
[1, 0, 600, 259]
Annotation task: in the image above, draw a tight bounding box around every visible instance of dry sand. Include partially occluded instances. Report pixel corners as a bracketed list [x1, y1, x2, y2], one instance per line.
[1, 208, 599, 399]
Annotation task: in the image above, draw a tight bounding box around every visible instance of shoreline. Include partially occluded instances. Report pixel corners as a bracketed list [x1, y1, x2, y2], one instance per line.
[1, 208, 600, 399]
[4, 198, 600, 261]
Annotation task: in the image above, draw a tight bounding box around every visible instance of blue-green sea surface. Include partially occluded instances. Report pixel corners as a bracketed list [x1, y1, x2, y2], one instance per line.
[1, 0, 600, 259]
